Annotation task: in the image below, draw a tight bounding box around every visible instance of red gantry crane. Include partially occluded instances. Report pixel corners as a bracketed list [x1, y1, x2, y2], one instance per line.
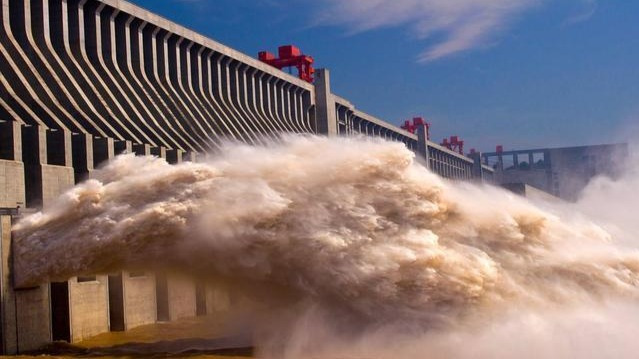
[400, 117, 431, 140]
[441, 136, 465, 155]
[258, 45, 315, 83]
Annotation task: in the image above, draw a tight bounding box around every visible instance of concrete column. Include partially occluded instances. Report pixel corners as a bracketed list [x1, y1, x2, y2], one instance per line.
[183, 151, 198, 162]
[528, 152, 534, 167]
[1, 215, 52, 354]
[415, 124, 430, 169]
[0, 121, 22, 161]
[114, 140, 132, 155]
[22, 125, 74, 209]
[46, 129, 72, 167]
[313, 69, 337, 136]
[155, 273, 197, 322]
[72, 133, 94, 182]
[151, 146, 166, 159]
[118, 272, 157, 331]
[205, 282, 231, 315]
[67, 276, 109, 343]
[92, 137, 115, 167]
[0, 122, 25, 208]
[470, 152, 484, 181]
[132, 143, 151, 156]
[166, 149, 183, 164]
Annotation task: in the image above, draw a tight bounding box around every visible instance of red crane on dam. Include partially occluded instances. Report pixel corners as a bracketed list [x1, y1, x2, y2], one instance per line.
[401, 117, 431, 140]
[441, 136, 465, 155]
[259, 45, 315, 83]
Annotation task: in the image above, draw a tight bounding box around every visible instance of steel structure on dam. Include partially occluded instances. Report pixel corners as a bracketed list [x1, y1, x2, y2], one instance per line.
[0, 0, 494, 354]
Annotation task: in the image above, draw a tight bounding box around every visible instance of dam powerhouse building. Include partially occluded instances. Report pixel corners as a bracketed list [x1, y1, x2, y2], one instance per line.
[0, 0, 498, 353]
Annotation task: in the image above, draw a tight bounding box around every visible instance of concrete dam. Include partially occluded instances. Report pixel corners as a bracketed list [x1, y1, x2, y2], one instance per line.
[0, 0, 496, 354]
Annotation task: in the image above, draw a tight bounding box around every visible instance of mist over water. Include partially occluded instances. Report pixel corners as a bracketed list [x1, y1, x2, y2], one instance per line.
[13, 136, 639, 358]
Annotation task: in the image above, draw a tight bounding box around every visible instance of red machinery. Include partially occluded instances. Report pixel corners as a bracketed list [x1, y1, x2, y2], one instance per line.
[258, 45, 315, 83]
[400, 117, 431, 140]
[441, 136, 465, 155]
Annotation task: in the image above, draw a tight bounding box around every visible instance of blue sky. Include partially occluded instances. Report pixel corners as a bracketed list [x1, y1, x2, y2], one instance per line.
[130, 0, 639, 152]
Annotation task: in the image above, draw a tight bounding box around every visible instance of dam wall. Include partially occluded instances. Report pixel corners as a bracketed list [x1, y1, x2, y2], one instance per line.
[0, 0, 494, 354]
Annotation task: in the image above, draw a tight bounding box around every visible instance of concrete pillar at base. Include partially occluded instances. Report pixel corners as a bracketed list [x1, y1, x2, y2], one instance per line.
[0, 122, 26, 208]
[67, 276, 109, 343]
[470, 152, 485, 181]
[314, 69, 338, 136]
[183, 151, 198, 162]
[71, 133, 94, 183]
[155, 274, 197, 321]
[151, 146, 166, 159]
[114, 140, 132, 155]
[92, 138, 115, 168]
[166, 149, 183, 164]
[108, 272, 157, 331]
[1, 215, 52, 354]
[21, 126, 75, 208]
[205, 283, 231, 315]
[132, 143, 151, 156]
[0, 160, 25, 208]
[415, 125, 430, 169]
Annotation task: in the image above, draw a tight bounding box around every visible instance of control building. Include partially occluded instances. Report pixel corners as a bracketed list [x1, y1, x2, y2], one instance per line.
[483, 143, 629, 201]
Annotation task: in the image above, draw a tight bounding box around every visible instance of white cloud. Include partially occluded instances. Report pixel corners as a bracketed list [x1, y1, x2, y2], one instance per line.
[314, 0, 542, 62]
[563, 0, 598, 26]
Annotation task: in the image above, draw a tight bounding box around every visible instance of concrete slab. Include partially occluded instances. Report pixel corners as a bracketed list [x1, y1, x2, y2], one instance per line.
[0, 160, 25, 208]
[1, 216, 51, 354]
[68, 276, 110, 343]
[205, 283, 231, 315]
[122, 272, 157, 330]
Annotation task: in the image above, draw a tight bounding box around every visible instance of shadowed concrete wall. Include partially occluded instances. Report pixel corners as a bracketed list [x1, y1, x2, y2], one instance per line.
[68, 276, 109, 342]
[1, 215, 51, 354]
[166, 275, 197, 321]
[122, 272, 157, 330]
[205, 283, 231, 315]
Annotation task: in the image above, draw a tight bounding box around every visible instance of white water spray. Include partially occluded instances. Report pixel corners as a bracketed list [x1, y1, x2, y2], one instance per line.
[12, 136, 639, 358]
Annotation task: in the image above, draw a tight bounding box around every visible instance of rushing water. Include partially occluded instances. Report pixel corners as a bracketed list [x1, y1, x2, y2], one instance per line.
[13, 136, 639, 358]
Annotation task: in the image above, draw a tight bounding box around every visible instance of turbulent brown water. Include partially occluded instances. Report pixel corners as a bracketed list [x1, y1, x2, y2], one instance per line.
[12, 136, 639, 358]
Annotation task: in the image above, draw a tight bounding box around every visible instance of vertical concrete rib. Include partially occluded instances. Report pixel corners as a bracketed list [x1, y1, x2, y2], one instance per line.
[195, 48, 238, 142]
[203, 51, 246, 143]
[183, 45, 228, 141]
[61, 0, 131, 140]
[75, 0, 144, 143]
[255, 72, 286, 134]
[13, 0, 89, 132]
[1, 0, 71, 130]
[270, 78, 295, 133]
[243, 66, 279, 138]
[146, 28, 210, 149]
[265, 76, 294, 133]
[228, 62, 271, 142]
[48, 0, 125, 138]
[107, 10, 174, 148]
[93, 4, 157, 146]
[211, 54, 255, 144]
[31, 0, 111, 135]
[219, 56, 261, 143]
[158, 31, 216, 147]
[122, 17, 195, 151]
[135, 23, 207, 152]
[280, 82, 303, 133]
[176, 40, 225, 144]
